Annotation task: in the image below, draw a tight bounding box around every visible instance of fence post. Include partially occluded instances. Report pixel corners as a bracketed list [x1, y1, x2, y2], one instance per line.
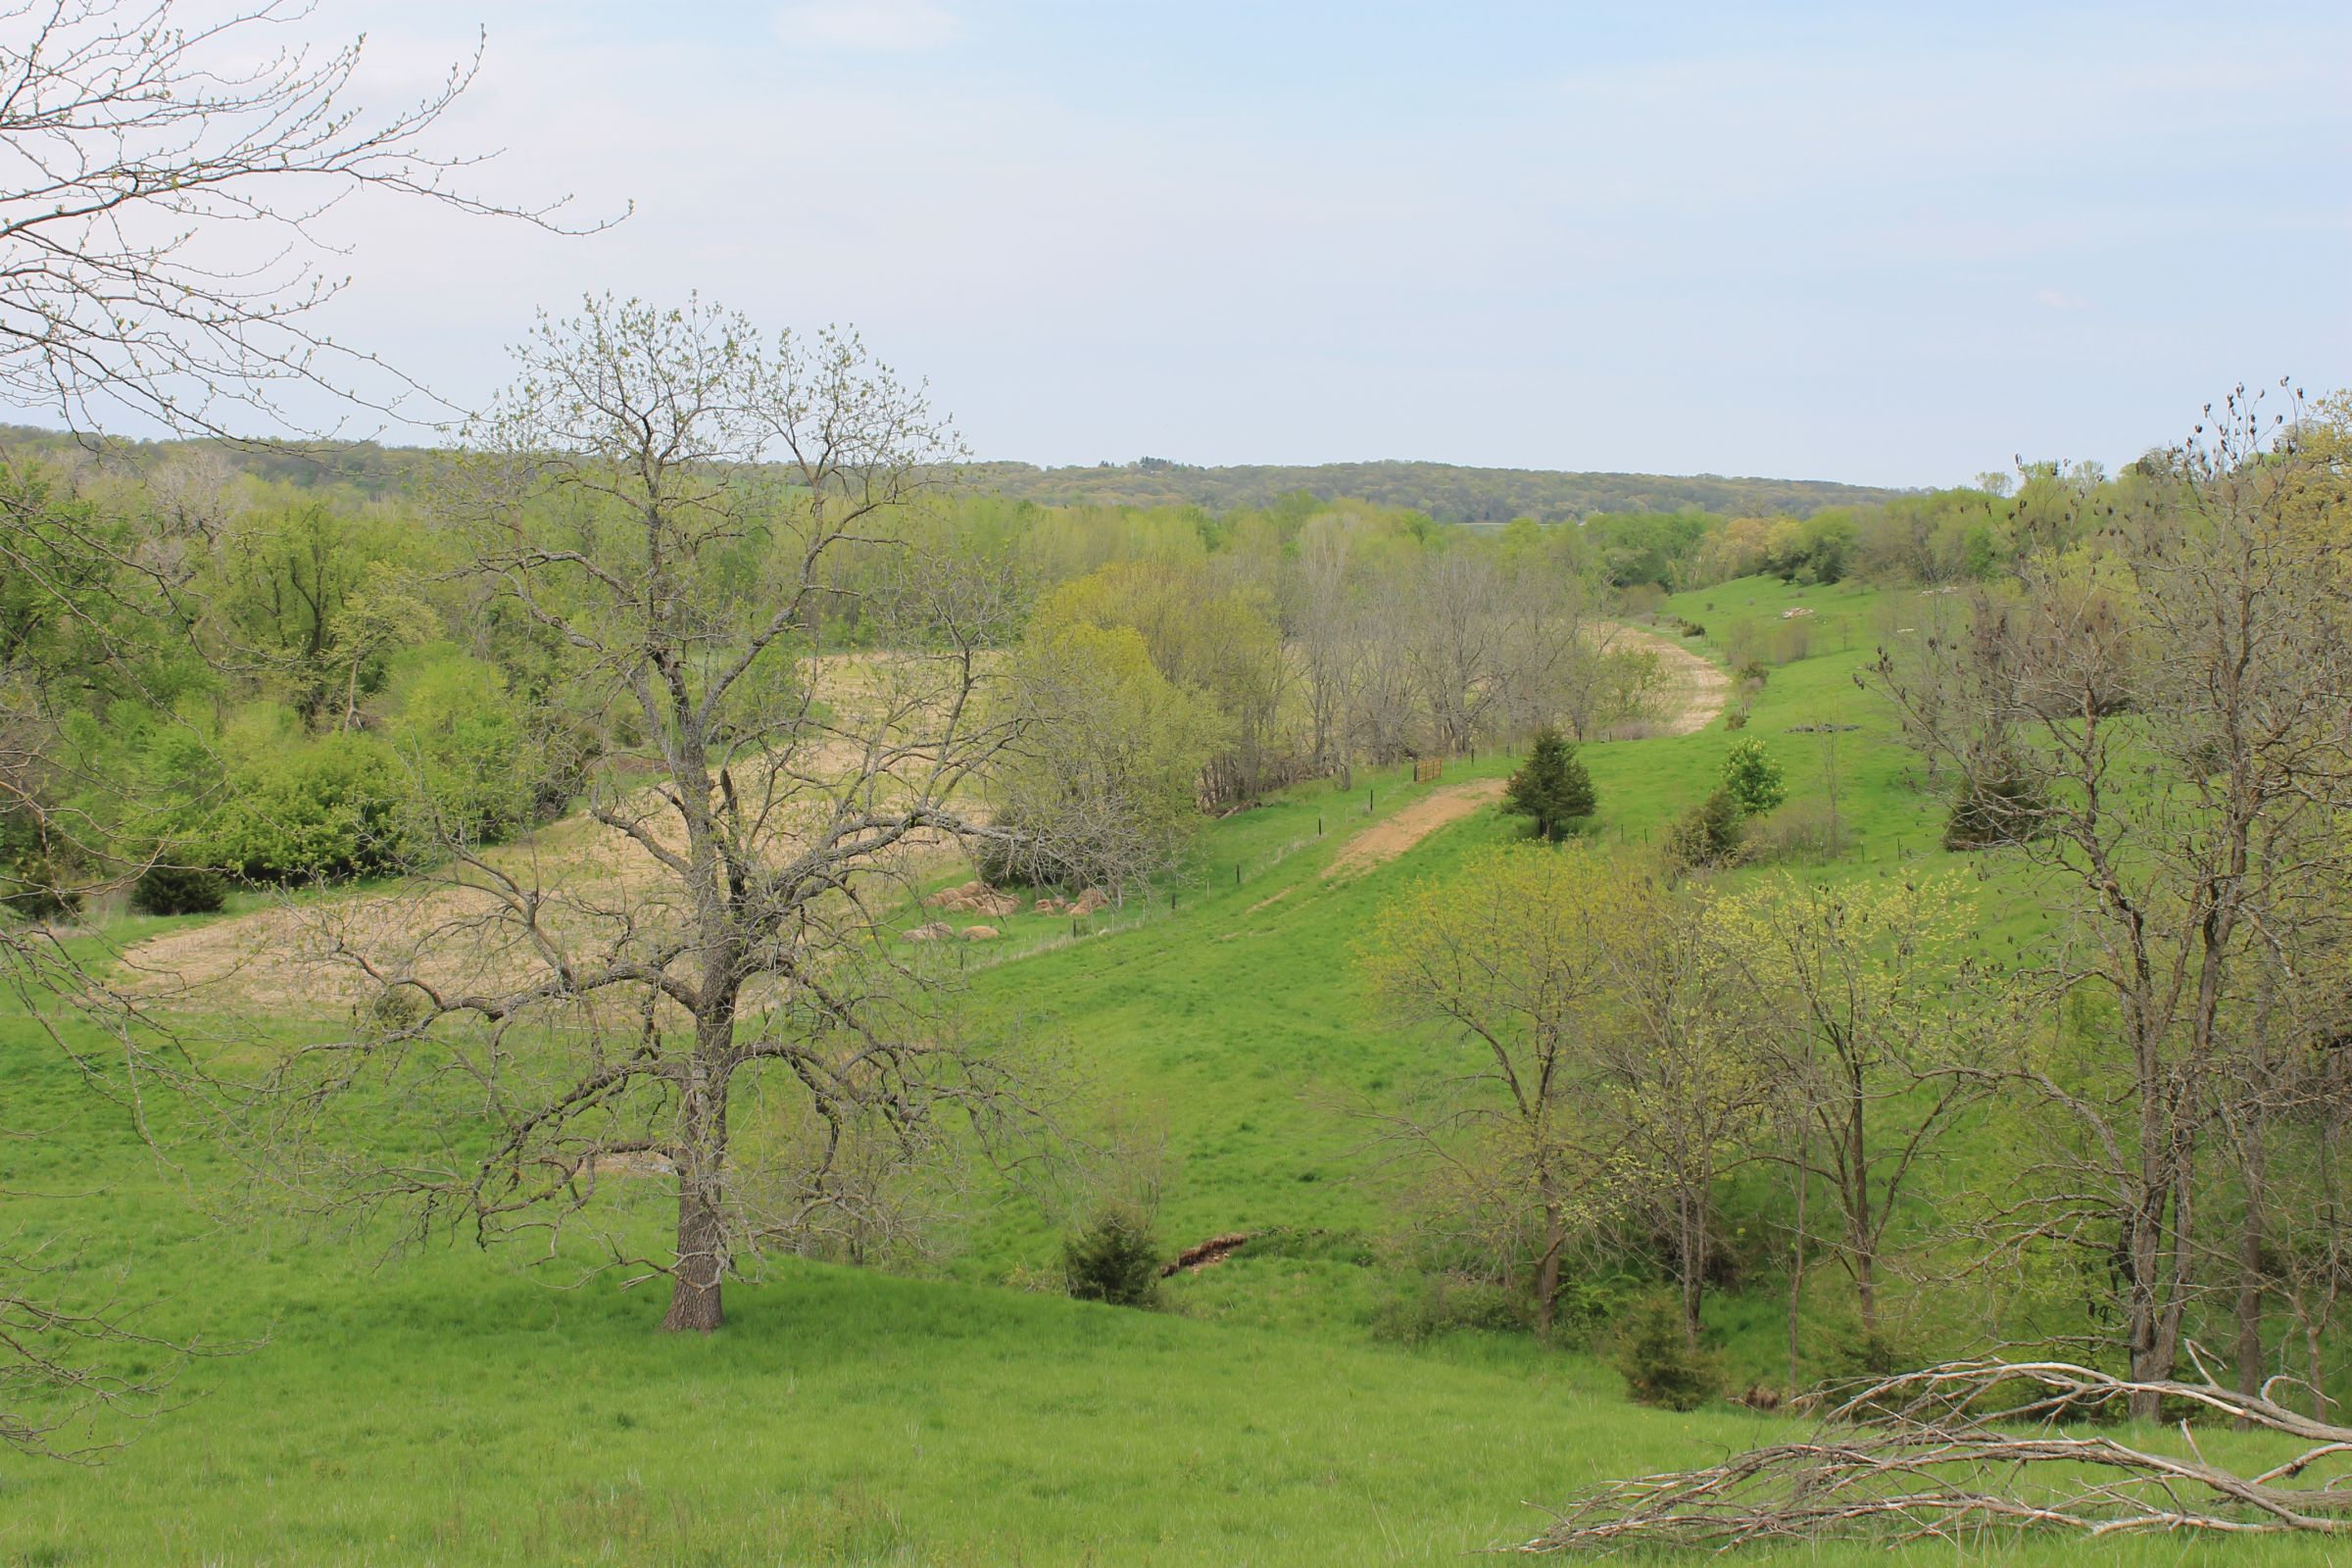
[1235, 862, 1242, 886]
[1317, 814, 1323, 837]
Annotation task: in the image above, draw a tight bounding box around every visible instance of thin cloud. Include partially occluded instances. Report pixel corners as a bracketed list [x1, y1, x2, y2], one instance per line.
[774, 1, 958, 50]
[2034, 288, 2087, 311]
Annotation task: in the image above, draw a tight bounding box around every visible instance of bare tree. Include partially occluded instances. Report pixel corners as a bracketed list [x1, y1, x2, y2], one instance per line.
[1869, 386, 2352, 1416]
[0, 0, 612, 437]
[1401, 549, 1500, 757]
[1290, 514, 1359, 776]
[260, 297, 1045, 1333]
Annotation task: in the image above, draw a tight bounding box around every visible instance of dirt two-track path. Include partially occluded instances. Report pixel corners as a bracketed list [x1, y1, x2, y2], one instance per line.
[1320, 621, 1729, 877]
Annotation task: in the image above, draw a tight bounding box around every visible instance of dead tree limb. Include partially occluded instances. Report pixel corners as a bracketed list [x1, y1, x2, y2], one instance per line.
[1520, 1358, 2352, 1551]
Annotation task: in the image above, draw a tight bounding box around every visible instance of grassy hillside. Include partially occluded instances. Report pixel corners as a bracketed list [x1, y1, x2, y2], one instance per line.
[4, 576, 2311, 1565]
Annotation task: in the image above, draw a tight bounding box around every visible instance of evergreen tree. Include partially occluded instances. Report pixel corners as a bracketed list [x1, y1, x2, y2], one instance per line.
[1503, 726, 1597, 841]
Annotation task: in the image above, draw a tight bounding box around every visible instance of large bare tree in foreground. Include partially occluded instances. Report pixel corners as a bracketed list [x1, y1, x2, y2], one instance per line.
[269, 297, 1037, 1332]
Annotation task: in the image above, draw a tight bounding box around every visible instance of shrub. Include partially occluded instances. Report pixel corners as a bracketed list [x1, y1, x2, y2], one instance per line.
[209, 731, 415, 884]
[1665, 787, 1746, 868]
[1615, 1298, 1718, 1410]
[0, 853, 80, 923]
[131, 862, 229, 915]
[1748, 799, 1842, 863]
[1371, 1274, 1527, 1345]
[1720, 738, 1788, 817]
[1943, 761, 2049, 851]
[1736, 658, 1769, 685]
[353, 983, 428, 1039]
[1062, 1203, 1163, 1307]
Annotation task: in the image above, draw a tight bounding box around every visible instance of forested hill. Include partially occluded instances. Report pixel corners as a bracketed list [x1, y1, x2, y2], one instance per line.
[959, 458, 1909, 522]
[0, 425, 1903, 523]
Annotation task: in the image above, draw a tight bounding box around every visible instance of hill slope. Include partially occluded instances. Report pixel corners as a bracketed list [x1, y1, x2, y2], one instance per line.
[0, 424, 1907, 522]
[961, 457, 1907, 522]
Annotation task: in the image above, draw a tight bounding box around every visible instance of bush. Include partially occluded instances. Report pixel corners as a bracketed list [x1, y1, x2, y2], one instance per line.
[1665, 787, 1746, 868]
[1736, 658, 1769, 685]
[1943, 762, 2049, 851]
[1615, 1298, 1718, 1410]
[1062, 1203, 1163, 1307]
[0, 853, 80, 924]
[353, 983, 428, 1039]
[131, 862, 229, 915]
[1748, 799, 1842, 863]
[1371, 1273, 1527, 1345]
[209, 731, 415, 884]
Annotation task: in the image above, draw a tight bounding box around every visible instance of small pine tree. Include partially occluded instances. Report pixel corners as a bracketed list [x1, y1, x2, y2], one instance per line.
[1062, 1203, 1164, 1307]
[132, 862, 230, 915]
[1503, 727, 1597, 841]
[1720, 738, 1787, 817]
[1615, 1298, 1718, 1410]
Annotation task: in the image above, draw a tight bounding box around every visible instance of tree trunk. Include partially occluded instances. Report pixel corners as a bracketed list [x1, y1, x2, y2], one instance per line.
[1680, 1190, 1706, 1351]
[1535, 1200, 1565, 1340]
[2235, 1139, 2268, 1424]
[661, 1183, 727, 1333]
[1787, 1154, 1808, 1393]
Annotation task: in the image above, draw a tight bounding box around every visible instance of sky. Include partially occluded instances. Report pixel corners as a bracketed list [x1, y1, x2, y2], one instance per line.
[61, 2, 2352, 485]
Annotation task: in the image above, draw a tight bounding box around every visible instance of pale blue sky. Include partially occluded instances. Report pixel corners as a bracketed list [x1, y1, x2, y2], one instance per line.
[279, 4, 2352, 482]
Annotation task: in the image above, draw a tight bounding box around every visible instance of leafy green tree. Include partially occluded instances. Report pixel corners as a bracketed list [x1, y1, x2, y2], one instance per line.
[1720, 738, 1787, 817]
[1502, 726, 1596, 840]
[989, 622, 1224, 895]
[1364, 846, 1626, 1337]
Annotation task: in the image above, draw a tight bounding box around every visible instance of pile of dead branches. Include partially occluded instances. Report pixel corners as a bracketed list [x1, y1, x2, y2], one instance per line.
[1519, 1358, 2352, 1551]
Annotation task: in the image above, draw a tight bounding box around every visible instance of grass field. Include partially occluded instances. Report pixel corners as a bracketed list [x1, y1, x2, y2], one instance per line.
[4, 576, 2321, 1565]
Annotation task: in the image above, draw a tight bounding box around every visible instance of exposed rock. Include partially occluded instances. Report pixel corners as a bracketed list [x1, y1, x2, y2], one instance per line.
[902, 921, 955, 942]
[1069, 887, 1110, 916]
[960, 924, 1000, 941]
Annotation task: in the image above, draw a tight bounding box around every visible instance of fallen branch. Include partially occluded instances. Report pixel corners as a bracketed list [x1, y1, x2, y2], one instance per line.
[1518, 1358, 2352, 1551]
[1161, 1233, 1253, 1276]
